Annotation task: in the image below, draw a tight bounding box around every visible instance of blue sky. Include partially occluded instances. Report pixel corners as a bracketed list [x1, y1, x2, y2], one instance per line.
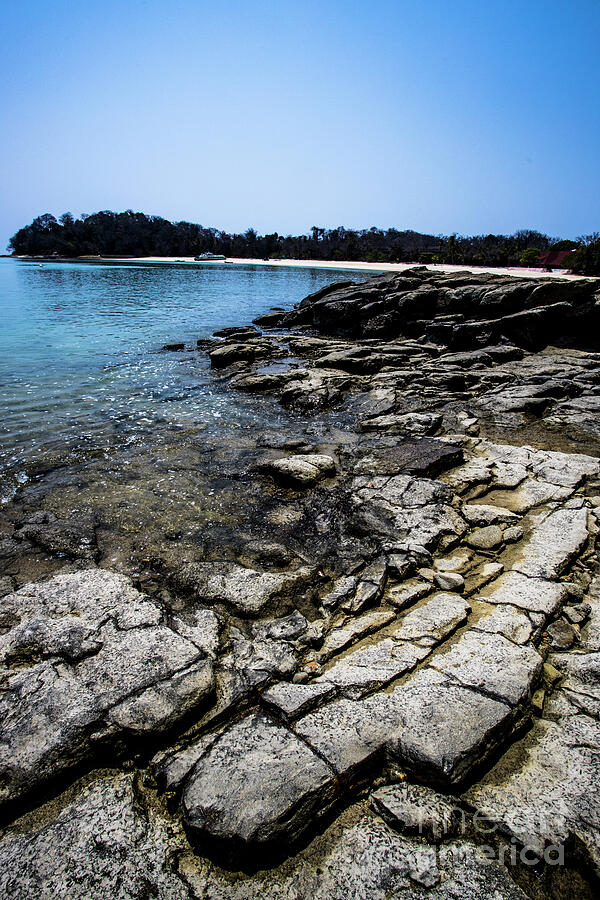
[1, 0, 599, 248]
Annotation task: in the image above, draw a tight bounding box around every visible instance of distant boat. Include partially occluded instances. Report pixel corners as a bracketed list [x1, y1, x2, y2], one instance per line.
[194, 253, 226, 261]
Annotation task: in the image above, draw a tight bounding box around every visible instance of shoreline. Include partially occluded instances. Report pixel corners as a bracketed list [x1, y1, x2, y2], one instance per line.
[14, 254, 579, 280]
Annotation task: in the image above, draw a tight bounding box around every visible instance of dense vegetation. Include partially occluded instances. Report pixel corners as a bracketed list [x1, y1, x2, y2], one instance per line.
[8, 210, 600, 273]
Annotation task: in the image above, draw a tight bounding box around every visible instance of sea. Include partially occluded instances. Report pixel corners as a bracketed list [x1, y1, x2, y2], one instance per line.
[0, 258, 373, 502]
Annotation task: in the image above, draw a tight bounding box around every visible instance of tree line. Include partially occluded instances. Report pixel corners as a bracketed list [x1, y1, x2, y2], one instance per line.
[7, 210, 600, 274]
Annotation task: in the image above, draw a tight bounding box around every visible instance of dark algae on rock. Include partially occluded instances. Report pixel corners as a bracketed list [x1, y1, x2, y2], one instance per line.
[2, 269, 600, 898]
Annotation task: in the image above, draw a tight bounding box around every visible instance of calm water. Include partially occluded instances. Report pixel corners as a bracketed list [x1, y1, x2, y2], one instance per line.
[0, 258, 370, 500]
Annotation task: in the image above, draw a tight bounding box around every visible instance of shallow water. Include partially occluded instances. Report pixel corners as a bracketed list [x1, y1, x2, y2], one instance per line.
[0, 258, 371, 500]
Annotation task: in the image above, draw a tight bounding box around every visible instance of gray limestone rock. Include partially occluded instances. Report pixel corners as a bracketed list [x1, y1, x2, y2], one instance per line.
[0, 773, 190, 900]
[0, 570, 215, 807]
[434, 570, 465, 592]
[261, 453, 337, 488]
[261, 679, 336, 720]
[393, 592, 470, 646]
[480, 571, 568, 615]
[429, 630, 542, 706]
[181, 712, 337, 850]
[371, 782, 461, 841]
[513, 506, 590, 579]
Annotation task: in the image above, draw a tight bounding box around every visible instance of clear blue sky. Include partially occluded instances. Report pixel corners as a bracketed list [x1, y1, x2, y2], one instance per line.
[1, 0, 599, 248]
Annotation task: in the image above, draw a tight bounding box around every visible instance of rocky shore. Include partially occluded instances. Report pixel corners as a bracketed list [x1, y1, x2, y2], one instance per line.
[2, 267, 600, 898]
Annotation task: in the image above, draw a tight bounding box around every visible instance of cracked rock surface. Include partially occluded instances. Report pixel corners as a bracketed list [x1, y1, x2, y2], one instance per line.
[2, 268, 600, 898]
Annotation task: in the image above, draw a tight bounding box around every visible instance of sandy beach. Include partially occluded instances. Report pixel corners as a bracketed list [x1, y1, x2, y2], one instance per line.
[90, 255, 579, 280]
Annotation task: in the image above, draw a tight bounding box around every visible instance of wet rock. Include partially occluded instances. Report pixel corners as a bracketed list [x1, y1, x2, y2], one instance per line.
[209, 339, 284, 368]
[261, 453, 337, 488]
[172, 562, 315, 616]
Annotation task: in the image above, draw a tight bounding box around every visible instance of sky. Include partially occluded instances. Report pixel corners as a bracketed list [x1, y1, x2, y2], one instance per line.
[1, 0, 599, 248]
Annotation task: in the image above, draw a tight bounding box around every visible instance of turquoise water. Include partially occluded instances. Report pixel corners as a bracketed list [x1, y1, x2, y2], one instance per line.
[0, 258, 369, 497]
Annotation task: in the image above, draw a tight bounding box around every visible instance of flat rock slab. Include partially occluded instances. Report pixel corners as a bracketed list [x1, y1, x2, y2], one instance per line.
[465, 713, 600, 864]
[480, 571, 568, 615]
[513, 506, 590, 579]
[371, 782, 461, 841]
[181, 712, 337, 851]
[393, 592, 470, 646]
[297, 666, 520, 788]
[387, 668, 518, 784]
[428, 630, 542, 706]
[0, 570, 215, 807]
[318, 637, 428, 699]
[261, 680, 336, 720]
[0, 773, 191, 900]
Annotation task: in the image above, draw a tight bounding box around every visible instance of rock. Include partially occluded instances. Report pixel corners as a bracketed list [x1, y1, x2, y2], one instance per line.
[370, 782, 460, 841]
[480, 571, 568, 615]
[360, 412, 442, 436]
[0, 570, 215, 807]
[321, 575, 359, 610]
[261, 680, 336, 720]
[172, 562, 315, 616]
[387, 579, 432, 610]
[0, 773, 191, 900]
[465, 712, 600, 866]
[503, 525, 524, 543]
[386, 668, 520, 785]
[465, 525, 504, 550]
[353, 474, 466, 550]
[209, 339, 283, 368]
[433, 571, 465, 592]
[546, 618, 577, 650]
[162, 342, 185, 351]
[181, 712, 337, 854]
[393, 593, 470, 646]
[429, 630, 542, 706]
[317, 637, 428, 699]
[433, 551, 471, 573]
[462, 504, 519, 526]
[262, 454, 337, 488]
[514, 506, 590, 579]
[318, 608, 395, 662]
[473, 603, 536, 645]
[563, 602, 591, 625]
